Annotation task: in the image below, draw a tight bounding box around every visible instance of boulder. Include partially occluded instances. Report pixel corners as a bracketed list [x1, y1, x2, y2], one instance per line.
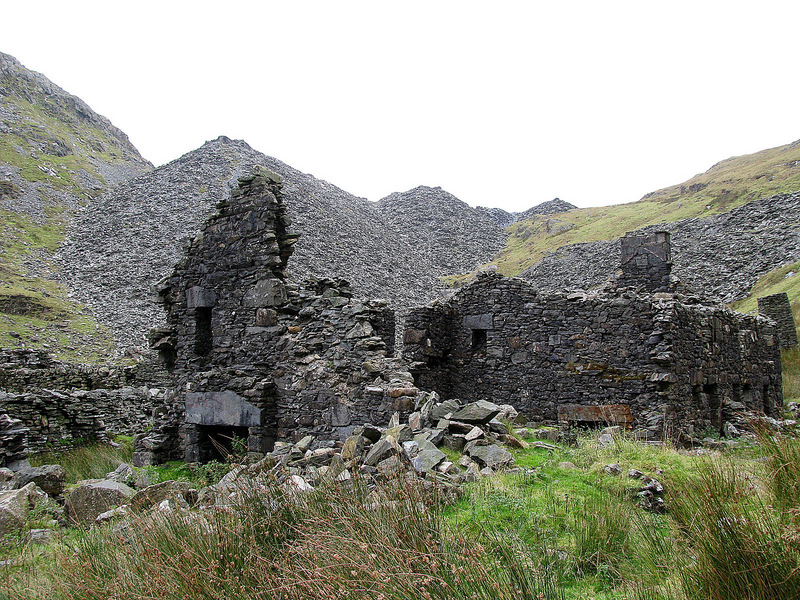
[467, 444, 513, 469]
[66, 479, 136, 526]
[450, 400, 501, 424]
[13, 464, 66, 497]
[0, 485, 31, 535]
[129, 480, 196, 513]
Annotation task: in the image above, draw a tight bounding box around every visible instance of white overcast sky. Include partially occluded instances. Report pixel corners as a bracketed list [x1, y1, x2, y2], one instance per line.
[3, 1, 799, 212]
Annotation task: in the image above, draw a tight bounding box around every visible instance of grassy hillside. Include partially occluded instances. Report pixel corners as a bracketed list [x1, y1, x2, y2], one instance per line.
[0, 52, 151, 361]
[492, 139, 800, 276]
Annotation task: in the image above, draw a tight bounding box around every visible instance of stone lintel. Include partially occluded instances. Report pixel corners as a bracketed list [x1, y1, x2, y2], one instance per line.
[186, 286, 217, 309]
[463, 314, 493, 330]
[185, 391, 261, 427]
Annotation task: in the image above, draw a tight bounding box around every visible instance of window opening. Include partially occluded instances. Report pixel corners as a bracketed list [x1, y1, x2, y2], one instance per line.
[195, 307, 213, 355]
[471, 329, 487, 351]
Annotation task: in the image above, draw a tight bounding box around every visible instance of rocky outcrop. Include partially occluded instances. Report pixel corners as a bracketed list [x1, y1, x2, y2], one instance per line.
[520, 191, 800, 303]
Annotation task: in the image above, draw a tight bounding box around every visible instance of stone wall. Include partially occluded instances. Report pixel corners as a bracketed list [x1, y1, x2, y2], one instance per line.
[151, 168, 419, 464]
[0, 387, 163, 450]
[0, 348, 169, 451]
[0, 349, 133, 393]
[618, 232, 672, 292]
[403, 272, 781, 439]
[758, 292, 798, 348]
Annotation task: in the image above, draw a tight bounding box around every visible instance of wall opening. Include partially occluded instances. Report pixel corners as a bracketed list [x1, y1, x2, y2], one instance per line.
[195, 307, 213, 356]
[703, 383, 721, 431]
[471, 329, 487, 352]
[426, 349, 450, 368]
[741, 384, 753, 406]
[196, 425, 248, 463]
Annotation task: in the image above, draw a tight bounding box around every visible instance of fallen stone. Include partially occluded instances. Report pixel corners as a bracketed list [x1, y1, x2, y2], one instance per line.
[411, 448, 446, 474]
[499, 433, 529, 449]
[451, 400, 502, 424]
[363, 438, 400, 466]
[430, 399, 461, 421]
[467, 444, 513, 469]
[13, 464, 66, 497]
[376, 456, 404, 477]
[0, 486, 30, 535]
[341, 435, 368, 461]
[24, 528, 54, 545]
[383, 424, 413, 444]
[287, 475, 314, 493]
[464, 426, 484, 442]
[129, 480, 195, 513]
[66, 479, 136, 526]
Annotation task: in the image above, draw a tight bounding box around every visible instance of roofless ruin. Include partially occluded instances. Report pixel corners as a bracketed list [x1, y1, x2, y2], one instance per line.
[0, 167, 789, 465]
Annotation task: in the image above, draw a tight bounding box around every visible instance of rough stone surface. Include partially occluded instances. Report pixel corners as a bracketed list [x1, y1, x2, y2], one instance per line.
[58, 138, 508, 353]
[66, 479, 136, 526]
[404, 270, 782, 440]
[12, 464, 65, 497]
[0, 485, 30, 535]
[0, 413, 28, 468]
[758, 292, 798, 348]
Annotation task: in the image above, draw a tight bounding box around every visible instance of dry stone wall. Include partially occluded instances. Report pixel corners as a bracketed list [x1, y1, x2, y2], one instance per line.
[403, 272, 781, 439]
[758, 292, 799, 348]
[0, 348, 165, 451]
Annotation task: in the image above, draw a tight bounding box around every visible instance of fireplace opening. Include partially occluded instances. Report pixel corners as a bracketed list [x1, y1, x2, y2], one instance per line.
[196, 425, 248, 463]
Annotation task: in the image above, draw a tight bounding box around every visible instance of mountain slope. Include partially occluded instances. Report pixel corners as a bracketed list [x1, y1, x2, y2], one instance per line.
[520, 191, 800, 304]
[0, 51, 152, 360]
[60, 137, 507, 351]
[493, 139, 800, 276]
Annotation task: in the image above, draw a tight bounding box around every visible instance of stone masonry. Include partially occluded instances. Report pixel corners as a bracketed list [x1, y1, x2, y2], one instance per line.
[403, 271, 782, 440]
[0, 349, 165, 451]
[147, 167, 420, 464]
[758, 292, 798, 348]
[618, 232, 672, 292]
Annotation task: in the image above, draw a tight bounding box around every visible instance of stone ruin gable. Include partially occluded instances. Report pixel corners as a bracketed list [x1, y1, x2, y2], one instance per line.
[151, 168, 416, 464]
[758, 292, 799, 348]
[402, 272, 781, 439]
[0, 349, 165, 451]
[618, 231, 672, 292]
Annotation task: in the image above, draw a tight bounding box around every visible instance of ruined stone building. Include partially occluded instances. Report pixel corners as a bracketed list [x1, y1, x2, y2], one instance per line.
[403, 233, 783, 440]
[1, 171, 788, 465]
[145, 168, 418, 464]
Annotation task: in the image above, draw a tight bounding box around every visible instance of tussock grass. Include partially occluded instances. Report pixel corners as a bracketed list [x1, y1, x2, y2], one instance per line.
[30, 438, 132, 484]
[2, 476, 564, 600]
[7, 431, 800, 599]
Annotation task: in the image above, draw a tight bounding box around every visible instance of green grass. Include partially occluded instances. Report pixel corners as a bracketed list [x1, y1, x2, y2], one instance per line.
[30, 438, 133, 484]
[486, 139, 800, 277]
[5, 429, 800, 599]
